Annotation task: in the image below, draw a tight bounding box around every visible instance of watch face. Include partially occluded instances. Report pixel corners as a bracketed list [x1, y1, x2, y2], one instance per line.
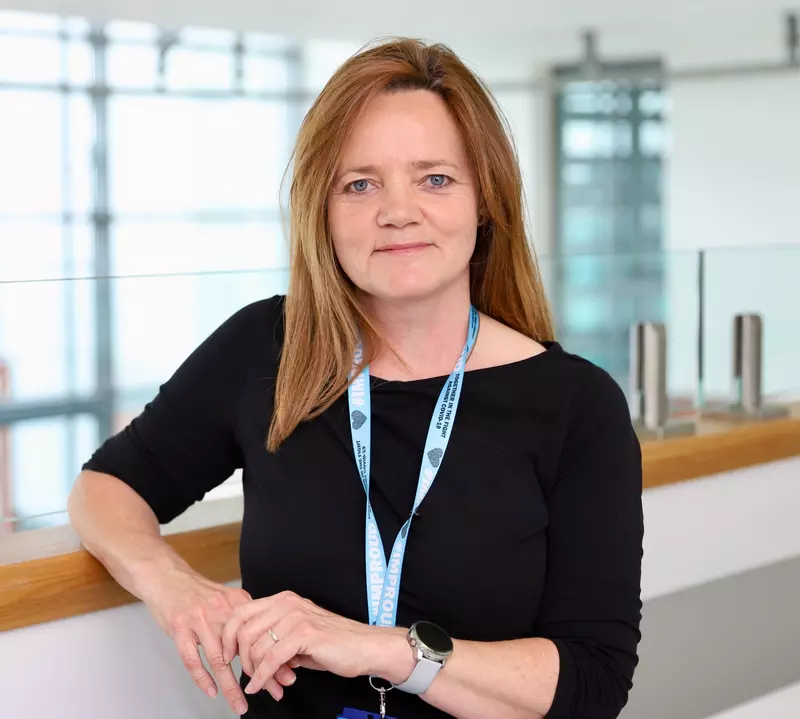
[415, 621, 453, 656]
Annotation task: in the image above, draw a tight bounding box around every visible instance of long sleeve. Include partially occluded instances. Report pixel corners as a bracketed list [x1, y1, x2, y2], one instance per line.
[537, 365, 644, 718]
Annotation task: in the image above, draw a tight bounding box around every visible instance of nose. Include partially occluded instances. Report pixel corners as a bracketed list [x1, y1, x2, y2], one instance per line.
[376, 183, 423, 228]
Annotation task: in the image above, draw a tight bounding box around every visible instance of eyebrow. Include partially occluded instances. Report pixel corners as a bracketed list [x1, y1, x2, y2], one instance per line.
[334, 159, 461, 183]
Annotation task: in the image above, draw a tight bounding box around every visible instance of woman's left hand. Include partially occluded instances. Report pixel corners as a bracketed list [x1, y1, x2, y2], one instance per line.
[221, 591, 408, 699]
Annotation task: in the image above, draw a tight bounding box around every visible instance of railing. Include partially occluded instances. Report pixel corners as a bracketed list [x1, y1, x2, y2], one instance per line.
[0, 245, 798, 534]
[1, 418, 799, 631]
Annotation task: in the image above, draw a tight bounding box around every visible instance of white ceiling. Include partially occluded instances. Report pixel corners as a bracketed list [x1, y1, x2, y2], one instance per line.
[3, 0, 798, 77]
[4, 0, 796, 44]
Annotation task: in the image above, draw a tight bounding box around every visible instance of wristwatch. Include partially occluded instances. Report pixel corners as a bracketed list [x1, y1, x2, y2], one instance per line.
[394, 621, 454, 695]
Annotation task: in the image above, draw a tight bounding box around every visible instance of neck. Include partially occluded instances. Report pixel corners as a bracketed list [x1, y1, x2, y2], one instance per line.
[361, 278, 473, 381]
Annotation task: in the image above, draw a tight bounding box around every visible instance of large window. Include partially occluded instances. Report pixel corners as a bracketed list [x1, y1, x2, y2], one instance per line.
[0, 11, 322, 530]
[553, 63, 667, 387]
[0, 11, 544, 532]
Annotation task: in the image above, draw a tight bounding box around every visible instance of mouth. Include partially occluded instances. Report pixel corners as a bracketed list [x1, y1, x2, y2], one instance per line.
[375, 243, 432, 255]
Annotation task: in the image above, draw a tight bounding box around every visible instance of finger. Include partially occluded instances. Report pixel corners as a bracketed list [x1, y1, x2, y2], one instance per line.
[241, 633, 285, 700]
[241, 619, 280, 677]
[233, 596, 277, 623]
[248, 610, 310, 677]
[253, 628, 294, 680]
[239, 631, 255, 678]
[248, 628, 280, 678]
[246, 635, 304, 695]
[242, 666, 288, 703]
[221, 612, 245, 666]
[175, 631, 218, 700]
[237, 612, 283, 676]
[222, 588, 253, 660]
[263, 676, 286, 702]
[231, 587, 252, 605]
[247, 635, 296, 689]
[195, 623, 249, 716]
[222, 598, 277, 664]
[275, 664, 297, 687]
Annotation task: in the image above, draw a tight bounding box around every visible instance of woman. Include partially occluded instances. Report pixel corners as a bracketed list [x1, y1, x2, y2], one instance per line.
[69, 37, 643, 719]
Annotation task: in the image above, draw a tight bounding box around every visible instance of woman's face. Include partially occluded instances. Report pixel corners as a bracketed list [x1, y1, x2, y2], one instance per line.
[328, 89, 480, 303]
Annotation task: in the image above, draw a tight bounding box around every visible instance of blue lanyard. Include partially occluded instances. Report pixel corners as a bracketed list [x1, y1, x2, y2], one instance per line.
[347, 306, 480, 627]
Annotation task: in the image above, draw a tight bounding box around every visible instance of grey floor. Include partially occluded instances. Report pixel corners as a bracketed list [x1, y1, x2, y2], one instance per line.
[622, 555, 800, 718]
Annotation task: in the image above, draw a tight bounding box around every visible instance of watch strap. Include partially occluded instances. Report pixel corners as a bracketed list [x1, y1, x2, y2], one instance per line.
[394, 655, 443, 695]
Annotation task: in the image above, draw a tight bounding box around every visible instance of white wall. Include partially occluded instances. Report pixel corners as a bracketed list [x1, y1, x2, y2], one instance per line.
[2, 457, 799, 719]
[0, 595, 243, 719]
[667, 73, 800, 252]
[640, 456, 800, 601]
[664, 64, 800, 399]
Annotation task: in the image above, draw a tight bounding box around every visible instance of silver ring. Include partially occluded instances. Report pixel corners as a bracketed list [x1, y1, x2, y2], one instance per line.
[268, 628, 279, 643]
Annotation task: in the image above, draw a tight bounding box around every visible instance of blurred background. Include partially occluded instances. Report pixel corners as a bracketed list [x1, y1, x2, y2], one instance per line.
[0, 1, 799, 715]
[2, 0, 798, 532]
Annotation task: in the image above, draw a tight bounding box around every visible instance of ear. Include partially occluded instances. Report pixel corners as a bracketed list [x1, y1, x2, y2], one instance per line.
[477, 198, 489, 226]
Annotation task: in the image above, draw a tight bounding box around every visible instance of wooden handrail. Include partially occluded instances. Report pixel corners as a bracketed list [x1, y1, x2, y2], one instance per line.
[642, 416, 800, 488]
[1, 416, 799, 633]
[0, 523, 241, 632]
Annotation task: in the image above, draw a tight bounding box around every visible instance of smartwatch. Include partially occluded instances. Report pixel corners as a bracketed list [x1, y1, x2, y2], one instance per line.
[394, 621, 454, 695]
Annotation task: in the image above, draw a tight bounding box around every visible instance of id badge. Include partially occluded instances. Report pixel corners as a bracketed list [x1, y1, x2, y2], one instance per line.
[338, 708, 400, 719]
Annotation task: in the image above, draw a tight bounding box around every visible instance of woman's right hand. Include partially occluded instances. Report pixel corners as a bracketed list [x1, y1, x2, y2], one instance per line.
[139, 564, 297, 715]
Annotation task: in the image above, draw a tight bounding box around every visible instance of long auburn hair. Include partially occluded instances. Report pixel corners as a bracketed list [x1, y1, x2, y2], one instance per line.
[267, 36, 554, 452]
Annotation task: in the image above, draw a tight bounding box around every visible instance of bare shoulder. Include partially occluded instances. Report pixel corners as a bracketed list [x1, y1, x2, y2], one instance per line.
[468, 312, 548, 370]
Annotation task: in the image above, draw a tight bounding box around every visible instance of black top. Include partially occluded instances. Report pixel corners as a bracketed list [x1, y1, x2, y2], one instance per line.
[83, 295, 643, 719]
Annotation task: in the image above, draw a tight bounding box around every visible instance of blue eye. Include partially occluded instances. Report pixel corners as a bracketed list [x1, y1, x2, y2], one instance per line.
[345, 175, 450, 193]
